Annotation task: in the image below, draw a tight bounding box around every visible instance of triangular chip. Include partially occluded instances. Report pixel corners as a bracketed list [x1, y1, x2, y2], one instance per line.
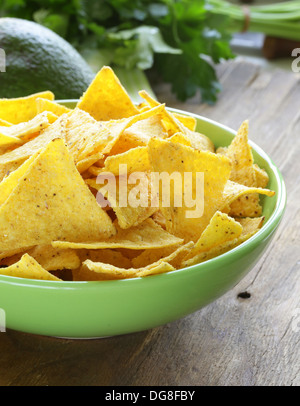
[0, 138, 115, 253]
[0, 245, 80, 271]
[147, 138, 231, 242]
[0, 119, 12, 127]
[0, 91, 54, 124]
[86, 172, 158, 229]
[139, 90, 214, 152]
[36, 98, 71, 116]
[182, 211, 242, 262]
[0, 113, 68, 182]
[221, 180, 275, 217]
[182, 215, 265, 268]
[223, 120, 263, 217]
[64, 105, 165, 168]
[0, 254, 61, 281]
[0, 111, 57, 147]
[89, 146, 150, 177]
[52, 218, 183, 250]
[0, 133, 22, 149]
[77, 66, 139, 121]
[253, 164, 269, 189]
[132, 241, 194, 269]
[79, 259, 174, 280]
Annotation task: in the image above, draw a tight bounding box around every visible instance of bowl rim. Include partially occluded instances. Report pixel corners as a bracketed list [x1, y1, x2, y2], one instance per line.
[0, 104, 287, 288]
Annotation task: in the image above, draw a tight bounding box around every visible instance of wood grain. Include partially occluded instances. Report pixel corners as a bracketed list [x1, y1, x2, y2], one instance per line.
[0, 60, 299, 386]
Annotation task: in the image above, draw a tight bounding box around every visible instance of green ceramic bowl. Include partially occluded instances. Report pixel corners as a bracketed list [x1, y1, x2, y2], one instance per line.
[0, 102, 286, 338]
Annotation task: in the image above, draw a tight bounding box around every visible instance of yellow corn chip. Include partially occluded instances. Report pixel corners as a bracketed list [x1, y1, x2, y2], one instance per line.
[76, 152, 105, 174]
[86, 173, 158, 229]
[182, 215, 265, 268]
[77, 66, 139, 121]
[139, 90, 214, 152]
[168, 132, 192, 147]
[91, 146, 150, 177]
[0, 113, 68, 182]
[0, 245, 80, 271]
[147, 138, 231, 242]
[132, 241, 194, 269]
[226, 120, 255, 186]
[253, 164, 269, 189]
[0, 138, 115, 253]
[172, 113, 197, 131]
[182, 211, 242, 262]
[221, 180, 275, 217]
[64, 105, 165, 167]
[0, 119, 12, 127]
[0, 133, 22, 148]
[0, 111, 58, 147]
[81, 259, 174, 280]
[52, 218, 183, 251]
[0, 91, 54, 124]
[78, 248, 132, 269]
[0, 254, 61, 281]
[36, 98, 71, 116]
[235, 216, 265, 235]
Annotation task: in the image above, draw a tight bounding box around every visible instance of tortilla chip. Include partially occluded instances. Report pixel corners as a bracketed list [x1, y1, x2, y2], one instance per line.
[80, 259, 174, 280]
[182, 211, 243, 262]
[172, 113, 197, 131]
[105, 114, 167, 156]
[132, 241, 194, 269]
[87, 172, 158, 229]
[253, 164, 269, 189]
[151, 210, 166, 229]
[0, 113, 68, 182]
[0, 133, 22, 149]
[90, 146, 150, 177]
[147, 138, 231, 242]
[77, 248, 132, 269]
[168, 132, 192, 147]
[0, 91, 55, 124]
[226, 120, 255, 185]
[223, 120, 265, 217]
[221, 180, 275, 217]
[123, 114, 167, 142]
[76, 152, 105, 174]
[235, 216, 265, 236]
[0, 119, 12, 127]
[181, 214, 265, 267]
[0, 111, 58, 147]
[0, 138, 115, 253]
[64, 105, 165, 167]
[139, 90, 214, 152]
[52, 218, 183, 251]
[36, 98, 71, 116]
[0, 254, 61, 281]
[0, 245, 80, 271]
[77, 66, 139, 121]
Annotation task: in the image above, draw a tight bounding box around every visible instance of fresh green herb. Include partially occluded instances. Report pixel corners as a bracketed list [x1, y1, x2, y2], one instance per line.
[209, 0, 300, 41]
[0, 0, 235, 103]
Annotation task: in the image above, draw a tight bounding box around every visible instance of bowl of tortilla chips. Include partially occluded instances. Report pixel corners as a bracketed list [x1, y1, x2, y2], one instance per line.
[0, 67, 286, 338]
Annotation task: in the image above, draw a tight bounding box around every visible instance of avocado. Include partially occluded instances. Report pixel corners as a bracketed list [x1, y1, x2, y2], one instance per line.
[0, 18, 95, 99]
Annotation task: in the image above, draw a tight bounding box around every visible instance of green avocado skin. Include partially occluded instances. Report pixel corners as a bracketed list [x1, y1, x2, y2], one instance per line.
[0, 18, 95, 99]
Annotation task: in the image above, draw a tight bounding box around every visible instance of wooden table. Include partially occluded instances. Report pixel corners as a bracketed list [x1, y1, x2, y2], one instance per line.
[0, 60, 299, 387]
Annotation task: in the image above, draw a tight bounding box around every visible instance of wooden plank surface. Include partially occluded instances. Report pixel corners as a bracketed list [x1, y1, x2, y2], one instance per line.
[0, 60, 299, 386]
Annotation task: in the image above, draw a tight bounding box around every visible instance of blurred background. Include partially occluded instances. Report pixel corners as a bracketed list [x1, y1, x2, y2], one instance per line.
[0, 0, 299, 101]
